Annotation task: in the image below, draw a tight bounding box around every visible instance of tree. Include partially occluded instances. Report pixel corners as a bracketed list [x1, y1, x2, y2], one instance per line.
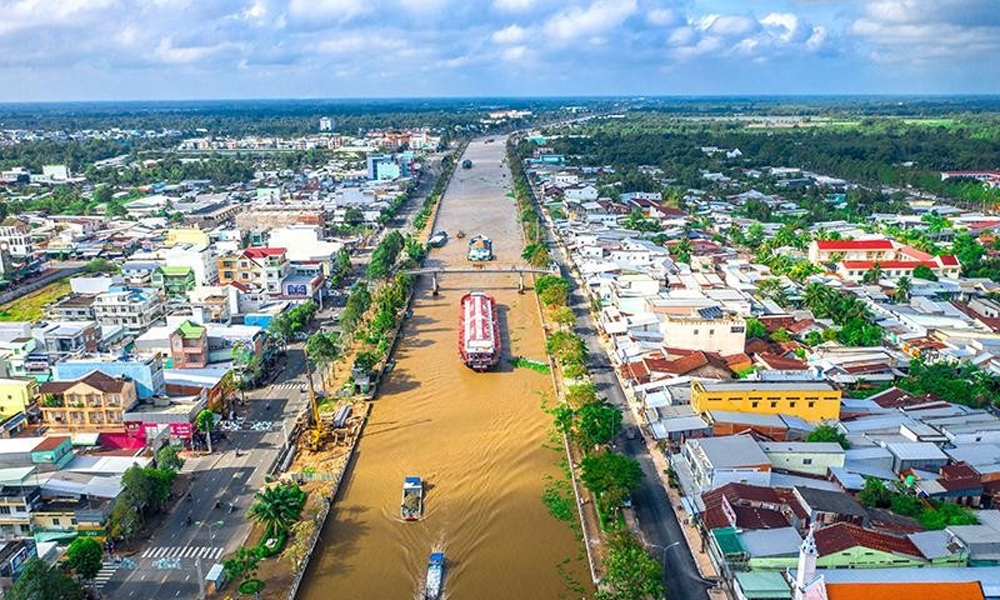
[66, 537, 103, 583]
[575, 400, 623, 449]
[669, 237, 693, 265]
[247, 483, 308, 538]
[146, 467, 177, 509]
[284, 519, 317, 570]
[551, 306, 576, 329]
[895, 275, 912, 304]
[769, 328, 791, 343]
[551, 404, 575, 436]
[806, 424, 851, 449]
[580, 451, 643, 510]
[156, 445, 185, 472]
[223, 546, 260, 585]
[522, 243, 551, 268]
[597, 531, 665, 600]
[565, 382, 598, 407]
[858, 477, 893, 509]
[306, 331, 340, 391]
[196, 409, 215, 454]
[745, 318, 767, 340]
[5, 559, 86, 600]
[862, 263, 883, 285]
[912, 264, 938, 281]
[109, 493, 143, 543]
[535, 275, 570, 308]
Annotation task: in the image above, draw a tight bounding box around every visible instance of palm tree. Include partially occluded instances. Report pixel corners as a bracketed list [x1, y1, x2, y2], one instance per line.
[862, 262, 883, 285]
[247, 483, 307, 538]
[895, 276, 912, 304]
[803, 282, 831, 313]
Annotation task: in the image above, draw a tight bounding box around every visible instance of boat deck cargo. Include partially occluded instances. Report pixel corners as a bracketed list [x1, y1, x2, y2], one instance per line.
[401, 476, 423, 521]
[458, 291, 501, 371]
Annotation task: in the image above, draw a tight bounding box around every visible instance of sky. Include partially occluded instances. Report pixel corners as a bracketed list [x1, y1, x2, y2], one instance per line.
[1, 0, 998, 101]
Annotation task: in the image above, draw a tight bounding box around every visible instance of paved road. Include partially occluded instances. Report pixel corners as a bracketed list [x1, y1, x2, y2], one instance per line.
[531, 181, 712, 600]
[101, 346, 314, 599]
[98, 154, 447, 599]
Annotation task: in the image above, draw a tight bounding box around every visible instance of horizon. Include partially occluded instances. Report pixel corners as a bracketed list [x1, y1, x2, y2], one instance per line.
[1, 0, 998, 102]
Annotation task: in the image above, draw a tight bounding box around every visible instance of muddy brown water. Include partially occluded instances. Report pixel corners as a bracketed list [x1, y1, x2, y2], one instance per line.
[298, 138, 591, 599]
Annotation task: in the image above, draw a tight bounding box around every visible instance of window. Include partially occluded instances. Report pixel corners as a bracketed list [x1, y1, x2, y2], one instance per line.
[789, 402, 796, 408]
[731, 326, 744, 333]
[52, 518, 60, 526]
[751, 401, 759, 409]
[770, 401, 777, 409]
[709, 329, 715, 335]
[808, 402, 815, 408]
[0, 506, 10, 515]
[803, 458, 813, 465]
[693, 329, 699, 335]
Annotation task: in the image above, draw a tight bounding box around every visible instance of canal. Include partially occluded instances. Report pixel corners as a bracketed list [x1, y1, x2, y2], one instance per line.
[298, 138, 591, 599]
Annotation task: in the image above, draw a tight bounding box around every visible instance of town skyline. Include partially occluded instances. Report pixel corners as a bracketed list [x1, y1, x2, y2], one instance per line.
[1, 0, 998, 102]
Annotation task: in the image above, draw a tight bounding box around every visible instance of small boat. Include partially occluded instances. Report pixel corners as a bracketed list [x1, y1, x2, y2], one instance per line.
[401, 477, 423, 521]
[425, 552, 445, 600]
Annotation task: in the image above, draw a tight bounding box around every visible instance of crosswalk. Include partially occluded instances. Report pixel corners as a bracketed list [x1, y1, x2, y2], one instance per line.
[94, 561, 119, 590]
[270, 382, 303, 391]
[141, 546, 225, 560]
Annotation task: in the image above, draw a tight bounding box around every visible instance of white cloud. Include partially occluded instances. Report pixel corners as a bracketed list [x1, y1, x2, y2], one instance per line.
[543, 0, 638, 44]
[492, 0, 535, 12]
[492, 24, 527, 44]
[287, 0, 370, 24]
[502, 45, 528, 61]
[647, 8, 680, 27]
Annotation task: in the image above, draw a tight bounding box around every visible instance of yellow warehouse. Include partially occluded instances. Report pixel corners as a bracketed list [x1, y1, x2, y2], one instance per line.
[691, 380, 841, 422]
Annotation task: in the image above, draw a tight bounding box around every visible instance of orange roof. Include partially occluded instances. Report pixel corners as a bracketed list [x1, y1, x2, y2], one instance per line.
[826, 582, 983, 600]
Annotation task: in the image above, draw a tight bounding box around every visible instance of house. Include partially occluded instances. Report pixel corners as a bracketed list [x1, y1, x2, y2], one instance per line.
[760, 442, 845, 477]
[660, 307, 747, 356]
[690, 380, 841, 422]
[813, 522, 931, 568]
[793, 486, 868, 528]
[151, 266, 196, 299]
[885, 442, 949, 475]
[682, 435, 772, 493]
[808, 239, 895, 264]
[38, 371, 138, 433]
[53, 354, 165, 400]
[92, 287, 164, 333]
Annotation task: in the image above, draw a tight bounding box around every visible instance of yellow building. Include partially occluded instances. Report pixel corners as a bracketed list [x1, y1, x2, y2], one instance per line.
[165, 227, 210, 247]
[0, 378, 39, 420]
[691, 380, 841, 422]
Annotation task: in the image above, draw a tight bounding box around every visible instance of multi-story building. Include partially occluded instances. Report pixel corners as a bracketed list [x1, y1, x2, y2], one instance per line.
[808, 239, 895, 264]
[366, 154, 400, 180]
[691, 380, 841, 422]
[92, 287, 164, 333]
[0, 337, 36, 379]
[168, 321, 208, 369]
[151, 266, 197, 299]
[38, 370, 138, 432]
[46, 295, 96, 321]
[53, 354, 165, 399]
[0, 379, 38, 424]
[217, 248, 290, 295]
[0, 476, 39, 540]
[0, 218, 33, 258]
[660, 308, 747, 356]
[682, 435, 772, 493]
[31, 321, 100, 357]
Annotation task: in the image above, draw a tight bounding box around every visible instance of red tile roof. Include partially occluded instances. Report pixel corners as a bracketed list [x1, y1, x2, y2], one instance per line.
[814, 523, 923, 559]
[701, 483, 793, 530]
[842, 260, 934, 270]
[243, 247, 287, 259]
[40, 370, 130, 395]
[816, 240, 893, 251]
[755, 352, 808, 371]
[33, 436, 70, 452]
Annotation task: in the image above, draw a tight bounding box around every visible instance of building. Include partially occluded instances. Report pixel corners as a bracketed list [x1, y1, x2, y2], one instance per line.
[0, 379, 38, 423]
[217, 248, 290, 295]
[151, 266, 197, 298]
[31, 321, 101, 356]
[682, 435, 772, 493]
[660, 307, 747, 356]
[92, 287, 164, 333]
[168, 321, 208, 369]
[0, 218, 33, 258]
[691, 381, 841, 422]
[760, 442, 846, 477]
[808, 239, 895, 264]
[53, 355, 165, 400]
[164, 228, 210, 247]
[38, 370, 138, 432]
[838, 255, 961, 282]
[366, 154, 400, 180]
[319, 116, 333, 131]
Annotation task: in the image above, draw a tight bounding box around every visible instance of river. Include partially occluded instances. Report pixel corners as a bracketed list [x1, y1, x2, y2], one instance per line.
[298, 138, 591, 599]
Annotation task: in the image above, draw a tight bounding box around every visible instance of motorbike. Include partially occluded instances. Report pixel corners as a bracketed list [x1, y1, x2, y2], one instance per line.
[215, 500, 222, 509]
[228, 503, 236, 513]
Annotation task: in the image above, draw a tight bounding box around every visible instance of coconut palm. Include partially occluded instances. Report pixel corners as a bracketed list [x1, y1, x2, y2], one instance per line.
[246, 483, 307, 538]
[895, 276, 912, 304]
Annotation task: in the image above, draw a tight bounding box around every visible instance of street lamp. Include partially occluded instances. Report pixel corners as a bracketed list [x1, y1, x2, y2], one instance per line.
[196, 519, 225, 542]
[648, 541, 682, 573]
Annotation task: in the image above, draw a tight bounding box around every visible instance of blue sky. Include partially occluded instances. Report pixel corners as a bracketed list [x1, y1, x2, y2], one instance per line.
[1, 0, 998, 101]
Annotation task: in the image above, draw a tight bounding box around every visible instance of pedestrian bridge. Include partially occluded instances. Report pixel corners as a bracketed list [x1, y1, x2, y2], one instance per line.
[402, 263, 559, 293]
